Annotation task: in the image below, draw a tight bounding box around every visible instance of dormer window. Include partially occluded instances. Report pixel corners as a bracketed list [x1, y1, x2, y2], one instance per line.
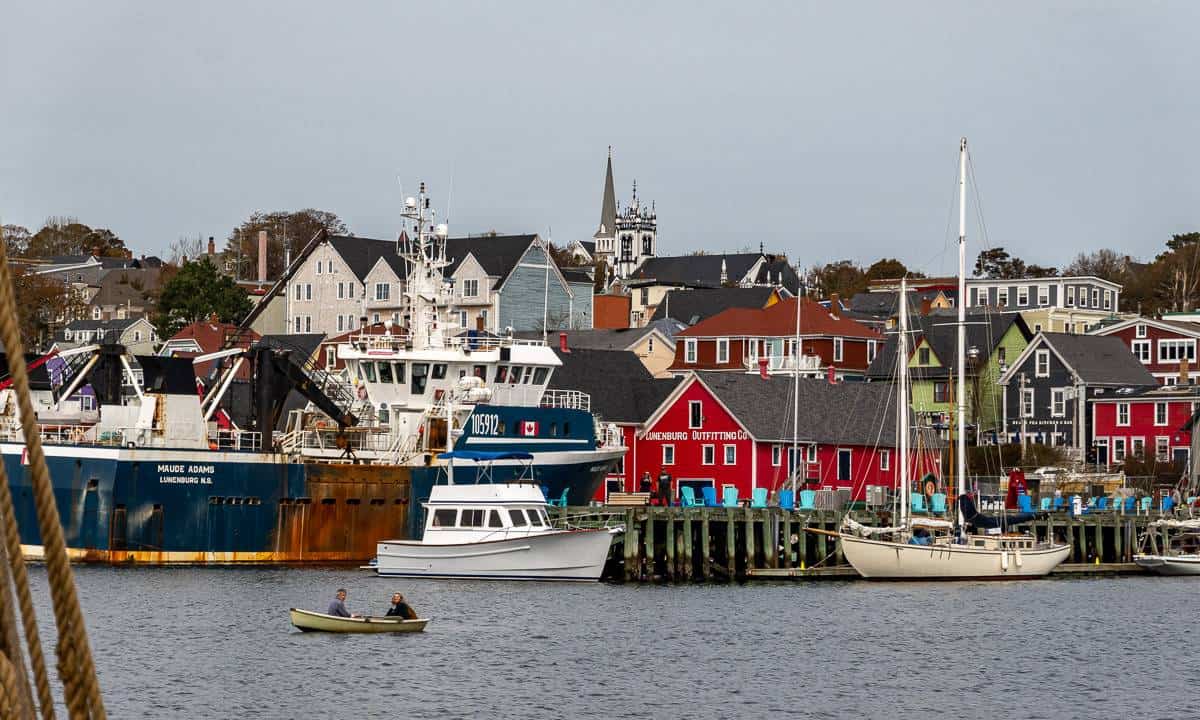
[1136, 324, 1147, 338]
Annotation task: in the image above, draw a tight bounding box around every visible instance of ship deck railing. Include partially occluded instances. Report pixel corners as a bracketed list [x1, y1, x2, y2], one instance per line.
[279, 426, 403, 455]
[344, 332, 545, 354]
[0, 424, 264, 452]
[539, 389, 591, 412]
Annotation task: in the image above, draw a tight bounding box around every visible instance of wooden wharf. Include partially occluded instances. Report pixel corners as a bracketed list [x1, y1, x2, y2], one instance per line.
[558, 505, 1168, 582]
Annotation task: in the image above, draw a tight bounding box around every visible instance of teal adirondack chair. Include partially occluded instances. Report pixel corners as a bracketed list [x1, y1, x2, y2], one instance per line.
[1039, 497, 1051, 511]
[722, 487, 740, 507]
[680, 486, 703, 508]
[1140, 496, 1152, 513]
[798, 489, 817, 510]
[550, 488, 569, 508]
[751, 488, 768, 508]
[930, 493, 947, 515]
[778, 489, 795, 510]
[911, 493, 927, 514]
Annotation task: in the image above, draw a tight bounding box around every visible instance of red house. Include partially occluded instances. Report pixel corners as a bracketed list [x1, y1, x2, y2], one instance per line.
[1090, 385, 1198, 469]
[1091, 317, 1200, 385]
[669, 297, 881, 379]
[629, 372, 941, 502]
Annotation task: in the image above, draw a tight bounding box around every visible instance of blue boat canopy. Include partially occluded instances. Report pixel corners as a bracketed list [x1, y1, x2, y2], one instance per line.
[438, 451, 534, 461]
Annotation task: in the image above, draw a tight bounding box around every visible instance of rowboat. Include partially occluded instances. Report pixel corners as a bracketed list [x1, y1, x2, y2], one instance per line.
[289, 608, 429, 633]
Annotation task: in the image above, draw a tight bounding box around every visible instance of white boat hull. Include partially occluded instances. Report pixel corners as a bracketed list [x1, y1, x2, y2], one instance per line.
[375, 528, 618, 582]
[840, 534, 1071, 579]
[1133, 554, 1200, 576]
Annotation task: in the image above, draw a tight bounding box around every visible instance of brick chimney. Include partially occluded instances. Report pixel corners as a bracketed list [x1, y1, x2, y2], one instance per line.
[829, 294, 840, 318]
[920, 298, 933, 315]
[758, 357, 769, 379]
[559, 332, 570, 353]
[208, 236, 216, 256]
[257, 230, 268, 282]
[1181, 358, 1190, 385]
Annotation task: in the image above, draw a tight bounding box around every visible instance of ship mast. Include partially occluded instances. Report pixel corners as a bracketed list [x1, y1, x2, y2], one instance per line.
[398, 183, 451, 351]
[898, 277, 911, 531]
[956, 138, 968, 531]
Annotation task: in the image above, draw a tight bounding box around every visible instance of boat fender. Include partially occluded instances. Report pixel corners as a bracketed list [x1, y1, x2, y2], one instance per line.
[136, 429, 147, 447]
[1000, 550, 1009, 571]
[1014, 550, 1023, 568]
[923, 479, 936, 498]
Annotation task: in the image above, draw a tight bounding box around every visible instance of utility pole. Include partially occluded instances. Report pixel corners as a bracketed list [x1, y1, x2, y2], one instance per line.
[1019, 372, 1028, 462]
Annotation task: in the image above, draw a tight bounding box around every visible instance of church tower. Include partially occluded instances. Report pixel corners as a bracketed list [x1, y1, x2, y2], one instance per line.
[614, 179, 656, 279]
[591, 147, 618, 270]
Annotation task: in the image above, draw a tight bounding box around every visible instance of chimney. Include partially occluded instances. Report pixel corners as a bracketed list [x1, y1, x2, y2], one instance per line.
[920, 298, 933, 316]
[559, 332, 571, 353]
[257, 230, 268, 282]
[1181, 358, 1190, 385]
[829, 293, 840, 318]
[758, 357, 769, 379]
[827, 365, 836, 384]
[208, 236, 216, 256]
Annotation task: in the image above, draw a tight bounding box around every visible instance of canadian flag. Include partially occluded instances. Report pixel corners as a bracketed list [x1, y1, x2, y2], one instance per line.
[521, 420, 539, 437]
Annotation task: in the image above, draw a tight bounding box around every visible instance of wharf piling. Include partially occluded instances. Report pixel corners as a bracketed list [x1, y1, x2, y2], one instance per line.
[567, 505, 1163, 582]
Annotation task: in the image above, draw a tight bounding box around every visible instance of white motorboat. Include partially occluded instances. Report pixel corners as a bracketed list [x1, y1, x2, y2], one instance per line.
[1133, 554, 1200, 575]
[375, 480, 622, 581]
[1134, 518, 1200, 575]
[837, 139, 1070, 580]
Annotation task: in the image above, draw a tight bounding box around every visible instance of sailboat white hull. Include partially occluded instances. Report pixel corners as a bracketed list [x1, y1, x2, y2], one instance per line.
[840, 534, 1071, 579]
[1133, 554, 1200, 576]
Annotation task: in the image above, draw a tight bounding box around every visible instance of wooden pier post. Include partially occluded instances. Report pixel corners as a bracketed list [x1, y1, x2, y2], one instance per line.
[644, 509, 655, 580]
[743, 508, 755, 576]
[681, 512, 693, 581]
[665, 515, 676, 582]
[725, 512, 736, 579]
[624, 509, 637, 582]
[781, 513, 793, 569]
[700, 514, 711, 581]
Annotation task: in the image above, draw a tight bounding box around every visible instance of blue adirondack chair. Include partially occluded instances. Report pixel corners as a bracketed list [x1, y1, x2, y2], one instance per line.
[1039, 497, 1051, 511]
[1087, 496, 1098, 508]
[931, 493, 948, 515]
[778, 489, 795, 510]
[1162, 496, 1175, 512]
[1053, 496, 1065, 511]
[1124, 496, 1137, 513]
[722, 487, 740, 507]
[1017, 494, 1033, 513]
[751, 488, 768, 508]
[540, 485, 551, 501]
[911, 494, 927, 513]
[702, 486, 719, 507]
[1097, 496, 1109, 511]
[798, 489, 817, 510]
[680, 486, 703, 508]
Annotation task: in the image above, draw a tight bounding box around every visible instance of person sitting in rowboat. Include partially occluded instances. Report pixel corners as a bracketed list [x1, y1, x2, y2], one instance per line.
[385, 592, 417, 619]
[327, 588, 360, 618]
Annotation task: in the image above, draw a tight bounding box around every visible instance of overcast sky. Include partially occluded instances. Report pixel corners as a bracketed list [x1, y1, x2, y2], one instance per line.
[2, 2, 1197, 275]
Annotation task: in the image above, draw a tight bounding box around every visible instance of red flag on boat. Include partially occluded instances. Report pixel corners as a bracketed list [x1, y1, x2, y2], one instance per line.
[521, 420, 539, 437]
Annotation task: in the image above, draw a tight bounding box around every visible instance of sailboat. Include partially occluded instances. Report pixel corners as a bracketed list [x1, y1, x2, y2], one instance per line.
[1133, 518, 1200, 575]
[837, 138, 1070, 579]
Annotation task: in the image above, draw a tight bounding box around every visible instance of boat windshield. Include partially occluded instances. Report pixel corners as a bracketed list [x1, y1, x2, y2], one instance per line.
[508, 509, 527, 527]
[432, 508, 456, 527]
[527, 509, 546, 527]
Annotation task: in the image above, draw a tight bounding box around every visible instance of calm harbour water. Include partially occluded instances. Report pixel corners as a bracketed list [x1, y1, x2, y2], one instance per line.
[19, 567, 1200, 719]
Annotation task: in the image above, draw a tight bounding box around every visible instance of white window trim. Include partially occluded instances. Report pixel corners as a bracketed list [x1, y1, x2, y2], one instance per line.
[463, 278, 479, 298]
[833, 337, 844, 363]
[1113, 437, 1126, 462]
[879, 449, 890, 471]
[662, 444, 675, 466]
[806, 444, 817, 463]
[836, 448, 852, 481]
[1156, 436, 1171, 461]
[771, 445, 782, 466]
[1066, 285, 1076, 307]
[702, 444, 715, 466]
[1091, 288, 1099, 307]
[1017, 287, 1029, 306]
[1035, 349, 1050, 378]
[1154, 402, 1169, 426]
[1135, 323, 1147, 339]
[867, 340, 877, 363]
[723, 444, 736, 465]
[1158, 339, 1196, 364]
[1051, 388, 1066, 418]
[1037, 286, 1049, 307]
[688, 400, 703, 429]
[1131, 436, 1145, 459]
[1131, 339, 1151, 364]
[716, 338, 729, 364]
[997, 289, 1008, 307]
[1116, 402, 1130, 427]
[1021, 388, 1034, 418]
[684, 339, 697, 364]
[375, 283, 390, 301]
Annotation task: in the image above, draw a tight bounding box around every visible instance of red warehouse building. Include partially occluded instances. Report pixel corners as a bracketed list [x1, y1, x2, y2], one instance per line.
[1091, 317, 1200, 386]
[1090, 385, 1199, 469]
[670, 297, 882, 379]
[631, 372, 941, 502]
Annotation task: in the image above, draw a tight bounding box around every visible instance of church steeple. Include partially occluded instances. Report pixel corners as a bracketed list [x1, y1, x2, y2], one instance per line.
[595, 146, 617, 240]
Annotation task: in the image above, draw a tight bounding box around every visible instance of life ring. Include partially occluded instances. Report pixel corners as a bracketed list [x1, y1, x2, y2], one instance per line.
[923, 479, 936, 497]
[357, 385, 368, 400]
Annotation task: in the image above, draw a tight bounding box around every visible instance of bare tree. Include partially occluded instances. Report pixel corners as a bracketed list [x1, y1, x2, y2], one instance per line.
[169, 234, 207, 265]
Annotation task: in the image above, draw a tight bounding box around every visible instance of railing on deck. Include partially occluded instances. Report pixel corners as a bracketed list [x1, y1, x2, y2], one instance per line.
[744, 354, 824, 373]
[540, 389, 591, 412]
[345, 332, 545, 354]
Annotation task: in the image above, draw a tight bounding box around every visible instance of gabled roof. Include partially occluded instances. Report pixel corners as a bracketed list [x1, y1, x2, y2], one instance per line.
[679, 297, 880, 340]
[576, 240, 596, 257]
[1000, 333, 1156, 386]
[628, 253, 763, 287]
[1089, 316, 1200, 340]
[548, 347, 679, 424]
[445, 235, 538, 286]
[515, 326, 667, 352]
[649, 286, 778, 325]
[327, 236, 407, 282]
[753, 257, 801, 295]
[694, 372, 903, 447]
[64, 317, 145, 332]
[561, 267, 593, 285]
[849, 289, 951, 317]
[866, 311, 1030, 381]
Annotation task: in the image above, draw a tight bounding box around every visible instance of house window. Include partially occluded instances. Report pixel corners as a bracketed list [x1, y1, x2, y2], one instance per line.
[1155, 402, 1168, 426]
[997, 289, 1008, 307]
[648, 337, 654, 354]
[316, 261, 323, 274]
[337, 316, 344, 332]
[91, 306, 101, 320]
[934, 382, 948, 403]
[1165, 376, 1179, 387]
[463, 279, 479, 298]
[348, 283, 355, 299]
[133, 330, 142, 342]
[639, 288, 649, 306]
[1131, 437, 1145, 459]
[1104, 292, 1112, 310]
[1017, 287, 1029, 306]
[662, 445, 675, 465]
[836, 449, 852, 481]
[833, 337, 843, 362]
[1091, 288, 1099, 307]
[294, 285, 302, 301]
[702, 445, 715, 465]
[997, 347, 1007, 367]
[1136, 323, 1147, 338]
[305, 284, 312, 301]
[879, 449, 890, 471]
[689, 401, 703, 429]
[918, 348, 930, 365]
[716, 338, 729, 364]
[772, 445, 782, 466]
[80, 395, 95, 412]
[723, 444, 736, 465]
[1066, 286, 1076, 307]
[1051, 388, 1065, 417]
[305, 316, 312, 332]
[1159, 339, 1196, 363]
[1157, 436, 1170, 461]
[867, 340, 877, 364]
[337, 282, 345, 299]
[326, 346, 337, 371]
[747, 339, 758, 363]
[373, 313, 381, 323]
[1021, 388, 1034, 418]
[294, 316, 302, 333]
[1131, 340, 1151, 363]
[1117, 403, 1130, 426]
[1038, 285, 1050, 306]
[807, 444, 817, 463]
[1035, 349, 1050, 377]
[1113, 437, 1126, 462]
[1078, 288, 1088, 308]
[685, 339, 697, 364]
[375, 283, 390, 301]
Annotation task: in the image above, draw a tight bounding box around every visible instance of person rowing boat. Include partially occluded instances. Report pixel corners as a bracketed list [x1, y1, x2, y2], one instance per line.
[385, 592, 417, 619]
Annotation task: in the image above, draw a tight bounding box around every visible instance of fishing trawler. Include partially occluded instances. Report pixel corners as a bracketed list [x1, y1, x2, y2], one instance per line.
[0, 183, 622, 563]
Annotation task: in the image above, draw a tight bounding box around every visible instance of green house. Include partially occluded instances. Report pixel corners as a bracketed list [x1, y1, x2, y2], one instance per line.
[866, 312, 1031, 440]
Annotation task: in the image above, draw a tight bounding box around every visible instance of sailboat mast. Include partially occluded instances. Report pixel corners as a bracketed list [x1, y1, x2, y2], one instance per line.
[792, 286, 801, 494]
[956, 138, 968, 506]
[898, 277, 910, 529]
